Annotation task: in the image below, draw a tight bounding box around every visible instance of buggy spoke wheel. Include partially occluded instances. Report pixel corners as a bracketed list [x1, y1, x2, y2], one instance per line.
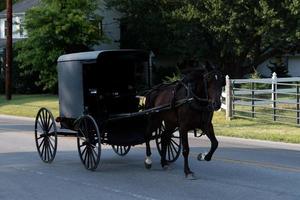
[77, 115, 101, 171]
[155, 123, 181, 163]
[35, 108, 57, 163]
[112, 145, 131, 156]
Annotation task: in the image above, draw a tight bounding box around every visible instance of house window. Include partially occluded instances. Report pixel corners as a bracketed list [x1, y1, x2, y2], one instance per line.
[19, 18, 25, 37]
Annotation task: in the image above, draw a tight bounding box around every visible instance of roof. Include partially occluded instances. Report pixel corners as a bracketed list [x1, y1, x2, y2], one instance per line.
[57, 49, 149, 62]
[0, 0, 39, 15]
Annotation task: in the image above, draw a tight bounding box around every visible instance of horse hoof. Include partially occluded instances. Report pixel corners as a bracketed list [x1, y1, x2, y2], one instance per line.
[144, 162, 152, 169]
[197, 153, 207, 161]
[144, 156, 152, 169]
[186, 173, 197, 180]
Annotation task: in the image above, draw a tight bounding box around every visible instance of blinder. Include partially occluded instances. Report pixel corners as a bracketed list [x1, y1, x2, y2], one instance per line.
[180, 69, 224, 111]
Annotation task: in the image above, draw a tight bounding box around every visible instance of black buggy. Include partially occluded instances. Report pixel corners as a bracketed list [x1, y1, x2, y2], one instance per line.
[34, 50, 181, 170]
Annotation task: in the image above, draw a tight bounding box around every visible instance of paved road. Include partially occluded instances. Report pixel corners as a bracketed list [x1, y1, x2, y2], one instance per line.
[0, 115, 300, 200]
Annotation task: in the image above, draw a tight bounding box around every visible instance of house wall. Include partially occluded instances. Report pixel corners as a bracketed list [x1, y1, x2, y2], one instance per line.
[94, 6, 120, 50]
[0, 14, 27, 39]
[287, 56, 300, 76]
[0, 10, 120, 50]
[257, 56, 300, 77]
[256, 59, 272, 77]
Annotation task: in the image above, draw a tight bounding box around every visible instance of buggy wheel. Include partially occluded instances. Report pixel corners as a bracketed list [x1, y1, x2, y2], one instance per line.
[77, 115, 101, 171]
[155, 122, 181, 163]
[35, 107, 57, 163]
[112, 145, 131, 156]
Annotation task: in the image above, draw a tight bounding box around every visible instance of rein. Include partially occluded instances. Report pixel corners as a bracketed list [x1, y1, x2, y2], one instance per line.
[176, 80, 214, 112]
[145, 70, 220, 112]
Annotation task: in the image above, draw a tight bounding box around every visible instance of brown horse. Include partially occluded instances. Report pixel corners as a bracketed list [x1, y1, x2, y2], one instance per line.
[144, 61, 225, 179]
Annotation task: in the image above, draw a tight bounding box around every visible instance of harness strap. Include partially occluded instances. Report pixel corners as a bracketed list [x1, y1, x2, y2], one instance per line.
[171, 80, 214, 112]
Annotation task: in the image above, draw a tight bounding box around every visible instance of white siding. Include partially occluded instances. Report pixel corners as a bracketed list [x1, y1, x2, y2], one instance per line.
[0, 18, 5, 39]
[257, 59, 272, 77]
[95, 5, 120, 50]
[257, 56, 300, 77]
[0, 15, 27, 39]
[287, 56, 300, 76]
[0, 2, 120, 50]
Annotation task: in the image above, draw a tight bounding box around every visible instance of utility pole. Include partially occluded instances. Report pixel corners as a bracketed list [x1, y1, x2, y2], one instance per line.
[5, 0, 12, 100]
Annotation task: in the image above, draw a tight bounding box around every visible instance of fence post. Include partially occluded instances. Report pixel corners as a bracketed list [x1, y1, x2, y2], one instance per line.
[251, 82, 255, 118]
[272, 72, 277, 121]
[297, 83, 299, 125]
[225, 75, 232, 120]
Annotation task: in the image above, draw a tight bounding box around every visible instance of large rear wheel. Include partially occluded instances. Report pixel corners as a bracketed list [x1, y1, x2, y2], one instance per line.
[77, 115, 101, 171]
[34, 107, 57, 163]
[155, 122, 181, 163]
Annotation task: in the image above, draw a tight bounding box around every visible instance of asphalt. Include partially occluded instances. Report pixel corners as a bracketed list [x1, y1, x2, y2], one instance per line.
[0, 115, 300, 200]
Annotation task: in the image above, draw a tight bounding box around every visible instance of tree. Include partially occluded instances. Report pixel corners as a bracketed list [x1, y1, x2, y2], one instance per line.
[267, 56, 289, 77]
[0, 0, 21, 11]
[16, 0, 106, 91]
[0, 1, 5, 11]
[106, 0, 300, 78]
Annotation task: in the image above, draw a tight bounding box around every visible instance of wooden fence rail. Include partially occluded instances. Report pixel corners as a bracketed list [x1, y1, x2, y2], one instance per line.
[222, 73, 300, 126]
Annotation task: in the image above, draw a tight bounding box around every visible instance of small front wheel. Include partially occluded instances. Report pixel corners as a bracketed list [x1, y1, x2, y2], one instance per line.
[35, 107, 57, 163]
[155, 122, 181, 163]
[77, 115, 101, 171]
[112, 145, 131, 156]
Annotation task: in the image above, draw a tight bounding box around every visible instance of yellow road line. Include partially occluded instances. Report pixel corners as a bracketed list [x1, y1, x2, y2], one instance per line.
[190, 152, 300, 173]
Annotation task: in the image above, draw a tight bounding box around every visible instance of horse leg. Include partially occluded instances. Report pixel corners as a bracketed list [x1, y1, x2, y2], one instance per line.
[198, 123, 218, 161]
[180, 128, 195, 179]
[144, 140, 152, 169]
[144, 121, 153, 169]
[160, 129, 170, 169]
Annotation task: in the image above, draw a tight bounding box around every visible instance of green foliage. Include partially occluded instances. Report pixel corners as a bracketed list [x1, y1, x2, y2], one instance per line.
[0, 2, 5, 11]
[0, 56, 4, 93]
[0, 47, 44, 94]
[267, 56, 289, 77]
[163, 72, 181, 83]
[0, 0, 20, 11]
[106, 0, 300, 78]
[152, 64, 180, 85]
[16, 0, 106, 91]
[241, 70, 270, 90]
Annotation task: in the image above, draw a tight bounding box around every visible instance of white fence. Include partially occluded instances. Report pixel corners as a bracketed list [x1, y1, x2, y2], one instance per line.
[222, 73, 300, 126]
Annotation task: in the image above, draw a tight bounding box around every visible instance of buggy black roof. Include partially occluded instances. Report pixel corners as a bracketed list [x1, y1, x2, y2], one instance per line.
[57, 49, 149, 63]
[57, 49, 152, 118]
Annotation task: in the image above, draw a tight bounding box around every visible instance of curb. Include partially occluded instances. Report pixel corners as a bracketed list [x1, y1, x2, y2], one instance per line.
[0, 114, 35, 122]
[217, 136, 300, 151]
[1, 114, 299, 150]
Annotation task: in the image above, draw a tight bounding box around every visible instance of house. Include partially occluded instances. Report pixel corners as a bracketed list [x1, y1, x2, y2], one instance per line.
[0, 0, 120, 56]
[0, 0, 39, 54]
[257, 55, 300, 77]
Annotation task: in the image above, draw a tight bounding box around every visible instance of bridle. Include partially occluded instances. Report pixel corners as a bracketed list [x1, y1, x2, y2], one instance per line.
[175, 69, 222, 111]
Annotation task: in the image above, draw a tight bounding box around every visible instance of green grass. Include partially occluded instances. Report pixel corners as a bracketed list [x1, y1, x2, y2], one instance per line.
[0, 94, 59, 118]
[0, 94, 299, 144]
[213, 111, 300, 144]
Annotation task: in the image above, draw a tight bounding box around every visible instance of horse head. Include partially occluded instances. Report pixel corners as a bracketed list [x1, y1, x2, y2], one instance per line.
[183, 61, 225, 111]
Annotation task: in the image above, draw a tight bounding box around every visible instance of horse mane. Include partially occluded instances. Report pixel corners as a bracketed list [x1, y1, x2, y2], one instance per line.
[144, 81, 179, 109]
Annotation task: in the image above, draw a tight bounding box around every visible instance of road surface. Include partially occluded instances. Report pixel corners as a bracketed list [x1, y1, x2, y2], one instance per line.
[0, 115, 300, 200]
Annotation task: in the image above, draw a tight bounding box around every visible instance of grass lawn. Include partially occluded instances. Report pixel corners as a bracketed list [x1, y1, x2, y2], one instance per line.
[213, 111, 300, 144]
[0, 94, 59, 118]
[0, 94, 299, 144]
